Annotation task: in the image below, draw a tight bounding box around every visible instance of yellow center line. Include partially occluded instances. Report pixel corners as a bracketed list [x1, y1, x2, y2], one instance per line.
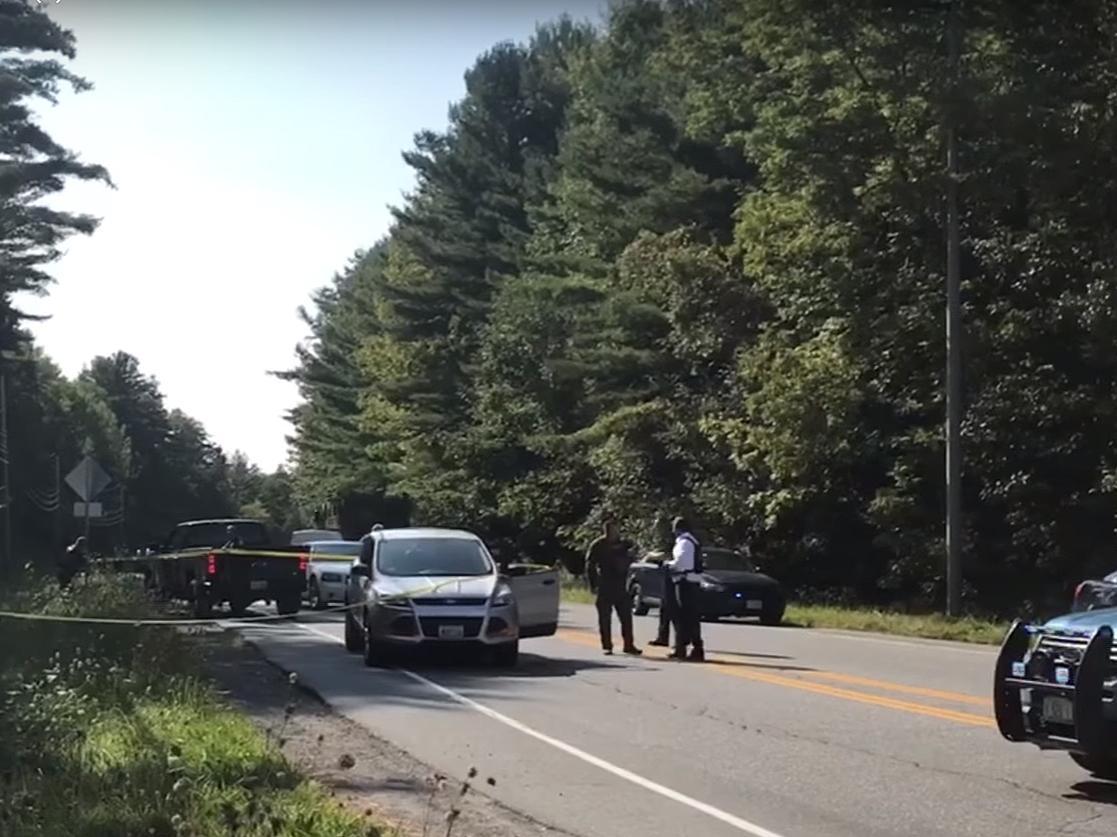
[555, 629, 993, 728]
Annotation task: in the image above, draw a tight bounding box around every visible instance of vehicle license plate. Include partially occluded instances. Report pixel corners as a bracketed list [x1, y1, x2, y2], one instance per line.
[438, 624, 465, 639]
[1042, 695, 1074, 725]
[250, 580, 267, 591]
[747, 599, 763, 610]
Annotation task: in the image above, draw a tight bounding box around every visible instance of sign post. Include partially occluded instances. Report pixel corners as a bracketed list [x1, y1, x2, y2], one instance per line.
[65, 456, 112, 544]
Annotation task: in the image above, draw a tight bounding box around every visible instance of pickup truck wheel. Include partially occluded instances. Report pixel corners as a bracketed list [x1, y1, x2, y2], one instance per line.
[344, 611, 363, 653]
[308, 578, 326, 610]
[493, 640, 519, 668]
[630, 584, 650, 616]
[1070, 753, 1117, 780]
[362, 618, 389, 668]
[190, 581, 212, 619]
[276, 593, 301, 617]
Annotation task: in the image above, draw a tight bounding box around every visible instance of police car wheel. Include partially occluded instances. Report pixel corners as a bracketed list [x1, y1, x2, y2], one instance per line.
[1070, 753, 1117, 780]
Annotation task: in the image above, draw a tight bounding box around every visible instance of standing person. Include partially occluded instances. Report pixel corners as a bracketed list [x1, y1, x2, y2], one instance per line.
[648, 556, 676, 648]
[58, 536, 88, 589]
[665, 516, 705, 662]
[584, 518, 642, 656]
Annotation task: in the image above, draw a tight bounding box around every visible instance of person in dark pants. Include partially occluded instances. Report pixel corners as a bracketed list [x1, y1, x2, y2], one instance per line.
[649, 559, 676, 648]
[584, 519, 642, 656]
[58, 536, 88, 589]
[665, 516, 704, 662]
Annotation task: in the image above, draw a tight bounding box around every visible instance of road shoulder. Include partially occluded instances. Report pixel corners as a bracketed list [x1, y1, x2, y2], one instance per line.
[205, 631, 572, 837]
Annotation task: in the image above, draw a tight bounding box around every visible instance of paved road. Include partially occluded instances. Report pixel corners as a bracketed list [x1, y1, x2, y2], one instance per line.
[234, 605, 1117, 837]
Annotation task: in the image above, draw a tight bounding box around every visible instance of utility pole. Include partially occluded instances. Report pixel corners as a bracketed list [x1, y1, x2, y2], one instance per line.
[0, 370, 9, 578]
[945, 0, 964, 617]
[54, 454, 62, 553]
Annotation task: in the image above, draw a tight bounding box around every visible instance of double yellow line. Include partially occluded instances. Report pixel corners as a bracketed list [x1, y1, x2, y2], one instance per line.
[556, 629, 993, 728]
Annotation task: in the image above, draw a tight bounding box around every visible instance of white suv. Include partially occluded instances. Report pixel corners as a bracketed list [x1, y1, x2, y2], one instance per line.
[343, 527, 560, 667]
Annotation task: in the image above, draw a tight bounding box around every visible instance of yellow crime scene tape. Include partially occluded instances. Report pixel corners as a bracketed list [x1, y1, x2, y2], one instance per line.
[94, 548, 359, 563]
[0, 572, 507, 626]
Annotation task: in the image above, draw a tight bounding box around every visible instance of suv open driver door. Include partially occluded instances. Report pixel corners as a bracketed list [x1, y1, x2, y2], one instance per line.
[504, 564, 560, 638]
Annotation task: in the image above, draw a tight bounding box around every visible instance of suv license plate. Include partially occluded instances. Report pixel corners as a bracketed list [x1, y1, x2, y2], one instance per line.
[1042, 695, 1074, 725]
[747, 599, 763, 610]
[438, 625, 465, 639]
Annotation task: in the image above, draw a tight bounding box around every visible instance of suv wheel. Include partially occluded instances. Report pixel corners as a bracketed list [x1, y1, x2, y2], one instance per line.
[362, 616, 389, 668]
[344, 608, 363, 653]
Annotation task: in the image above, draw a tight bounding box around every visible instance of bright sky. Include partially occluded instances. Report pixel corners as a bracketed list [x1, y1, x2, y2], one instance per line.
[21, 0, 605, 472]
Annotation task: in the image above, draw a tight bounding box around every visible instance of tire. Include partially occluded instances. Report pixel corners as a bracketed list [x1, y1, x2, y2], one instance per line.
[760, 606, 785, 626]
[493, 640, 519, 668]
[362, 616, 389, 668]
[190, 580, 212, 619]
[229, 595, 251, 618]
[276, 593, 301, 617]
[308, 578, 326, 611]
[631, 584, 650, 616]
[344, 611, 363, 653]
[1070, 753, 1117, 780]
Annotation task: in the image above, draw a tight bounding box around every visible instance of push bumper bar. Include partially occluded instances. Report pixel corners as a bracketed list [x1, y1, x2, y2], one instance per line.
[993, 620, 1115, 756]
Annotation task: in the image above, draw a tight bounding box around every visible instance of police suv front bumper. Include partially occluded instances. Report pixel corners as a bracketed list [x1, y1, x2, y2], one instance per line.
[994, 621, 1117, 757]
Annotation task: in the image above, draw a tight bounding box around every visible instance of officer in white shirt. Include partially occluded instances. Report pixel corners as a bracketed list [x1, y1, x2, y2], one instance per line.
[664, 516, 705, 662]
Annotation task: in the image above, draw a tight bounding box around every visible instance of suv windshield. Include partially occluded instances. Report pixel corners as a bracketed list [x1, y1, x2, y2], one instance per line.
[377, 537, 492, 577]
[702, 549, 757, 573]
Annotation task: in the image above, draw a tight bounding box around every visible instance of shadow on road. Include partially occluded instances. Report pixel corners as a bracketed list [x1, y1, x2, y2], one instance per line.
[708, 649, 793, 661]
[703, 657, 817, 673]
[406, 650, 636, 680]
[1064, 781, 1117, 805]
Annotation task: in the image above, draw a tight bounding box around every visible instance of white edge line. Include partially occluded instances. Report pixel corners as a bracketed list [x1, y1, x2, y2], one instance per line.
[295, 624, 785, 837]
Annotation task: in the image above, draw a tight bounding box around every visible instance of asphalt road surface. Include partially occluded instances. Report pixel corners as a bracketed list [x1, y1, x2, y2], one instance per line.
[232, 604, 1117, 837]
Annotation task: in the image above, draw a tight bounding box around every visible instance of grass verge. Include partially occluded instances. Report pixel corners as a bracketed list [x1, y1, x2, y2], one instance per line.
[0, 571, 381, 837]
[560, 576, 1008, 644]
[784, 603, 1008, 644]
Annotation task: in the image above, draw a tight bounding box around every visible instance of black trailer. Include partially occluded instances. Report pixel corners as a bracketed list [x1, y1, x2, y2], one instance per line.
[993, 609, 1117, 779]
[107, 518, 307, 617]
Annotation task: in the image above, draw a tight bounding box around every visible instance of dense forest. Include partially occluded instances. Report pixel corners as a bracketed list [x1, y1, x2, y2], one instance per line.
[0, 2, 302, 562]
[287, 0, 1117, 615]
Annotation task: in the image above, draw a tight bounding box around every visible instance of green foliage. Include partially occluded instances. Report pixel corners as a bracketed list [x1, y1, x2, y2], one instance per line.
[286, 0, 1117, 615]
[0, 0, 111, 329]
[0, 573, 372, 837]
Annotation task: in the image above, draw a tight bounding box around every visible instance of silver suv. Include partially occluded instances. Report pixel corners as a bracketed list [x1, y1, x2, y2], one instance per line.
[343, 527, 560, 667]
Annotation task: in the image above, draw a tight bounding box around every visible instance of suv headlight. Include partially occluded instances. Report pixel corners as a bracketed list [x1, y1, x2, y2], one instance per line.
[372, 588, 410, 609]
[699, 578, 725, 592]
[491, 583, 514, 607]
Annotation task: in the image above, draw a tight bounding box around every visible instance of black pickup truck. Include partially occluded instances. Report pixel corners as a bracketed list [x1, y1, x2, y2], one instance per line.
[110, 518, 307, 617]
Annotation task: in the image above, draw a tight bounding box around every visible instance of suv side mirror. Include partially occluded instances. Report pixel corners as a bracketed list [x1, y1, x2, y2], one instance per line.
[351, 564, 370, 579]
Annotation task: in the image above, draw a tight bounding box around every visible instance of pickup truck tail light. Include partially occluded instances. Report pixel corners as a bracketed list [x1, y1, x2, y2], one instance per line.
[206, 552, 217, 576]
[298, 553, 309, 573]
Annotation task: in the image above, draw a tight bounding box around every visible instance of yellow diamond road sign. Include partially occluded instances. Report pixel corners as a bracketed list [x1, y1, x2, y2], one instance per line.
[65, 456, 112, 502]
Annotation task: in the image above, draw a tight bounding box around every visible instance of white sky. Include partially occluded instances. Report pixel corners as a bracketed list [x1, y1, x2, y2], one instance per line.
[20, 0, 605, 471]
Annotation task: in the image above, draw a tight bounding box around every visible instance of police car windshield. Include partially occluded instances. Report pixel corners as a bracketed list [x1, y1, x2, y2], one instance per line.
[702, 549, 757, 573]
[376, 537, 493, 577]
